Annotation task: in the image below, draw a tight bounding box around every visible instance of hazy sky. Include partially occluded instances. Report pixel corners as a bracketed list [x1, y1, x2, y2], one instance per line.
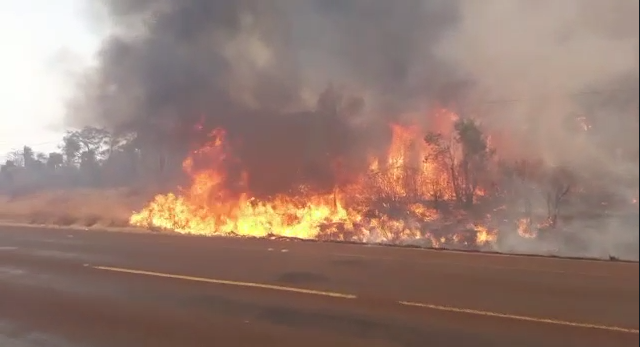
[0, 0, 99, 157]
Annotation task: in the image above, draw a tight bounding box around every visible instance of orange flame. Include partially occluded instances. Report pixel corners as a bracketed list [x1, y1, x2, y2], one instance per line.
[517, 218, 537, 239]
[130, 110, 496, 247]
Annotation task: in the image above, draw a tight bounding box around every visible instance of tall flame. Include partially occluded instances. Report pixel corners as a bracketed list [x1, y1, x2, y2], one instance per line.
[130, 109, 498, 247]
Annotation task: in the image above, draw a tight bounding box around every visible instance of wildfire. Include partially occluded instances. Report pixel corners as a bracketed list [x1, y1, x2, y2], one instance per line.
[130, 111, 501, 249]
[475, 225, 498, 245]
[516, 218, 537, 239]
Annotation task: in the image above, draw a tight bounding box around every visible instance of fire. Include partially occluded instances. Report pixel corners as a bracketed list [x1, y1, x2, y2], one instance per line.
[130, 111, 498, 248]
[130, 129, 351, 239]
[474, 225, 498, 245]
[516, 218, 537, 238]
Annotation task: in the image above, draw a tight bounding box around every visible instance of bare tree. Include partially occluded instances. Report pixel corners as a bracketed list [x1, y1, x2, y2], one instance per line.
[6, 149, 24, 167]
[512, 159, 544, 214]
[543, 165, 574, 228]
[423, 133, 450, 210]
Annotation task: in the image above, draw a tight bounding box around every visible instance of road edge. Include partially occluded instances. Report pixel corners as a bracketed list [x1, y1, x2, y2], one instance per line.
[1, 220, 637, 264]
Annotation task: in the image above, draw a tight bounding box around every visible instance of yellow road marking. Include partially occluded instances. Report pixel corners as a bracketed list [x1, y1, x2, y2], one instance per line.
[93, 265, 357, 299]
[399, 301, 639, 334]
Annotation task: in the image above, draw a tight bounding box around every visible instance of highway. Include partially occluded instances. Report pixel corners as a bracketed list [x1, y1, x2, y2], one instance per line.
[0, 225, 638, 347]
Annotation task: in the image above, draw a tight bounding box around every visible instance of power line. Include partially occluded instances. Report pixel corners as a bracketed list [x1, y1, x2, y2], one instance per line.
[0, 141, 59, 148]
[481, 87, 640, 105]
[1, 87, 636, 149]
[29, 141, 61, 147]
[0, 141, 61, 156]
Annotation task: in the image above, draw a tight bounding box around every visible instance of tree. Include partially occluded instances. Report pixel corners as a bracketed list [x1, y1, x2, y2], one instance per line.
[22, 146, 35, 169]
[0, 160, 16, 183]
[454, 118, 494, 208]
[60, 132, 81, 166]
[59, 126, 114, 166]
[35, 152, 48, 163]
[423, 132, 451, 209]
[6, 149, 24, 167]
[543, 165, 574, 228]
[424, 117, 493, 209]
[74, 126, 111, 158]
[46, 153, 63, 170]
[501, 158, 544, 231]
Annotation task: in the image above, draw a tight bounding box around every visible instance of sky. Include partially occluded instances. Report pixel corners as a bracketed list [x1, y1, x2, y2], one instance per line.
[0, 0, 99, 159]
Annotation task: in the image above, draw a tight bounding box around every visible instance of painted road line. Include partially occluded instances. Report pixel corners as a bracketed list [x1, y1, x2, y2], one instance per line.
[93, 265, 357, 299]
[93, 265, 638, 334]
[399, 301, 639, 334]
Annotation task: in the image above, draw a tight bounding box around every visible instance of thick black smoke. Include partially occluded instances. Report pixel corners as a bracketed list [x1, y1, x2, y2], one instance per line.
[68, 0, 462, 194]
[69, 0, 638, 194]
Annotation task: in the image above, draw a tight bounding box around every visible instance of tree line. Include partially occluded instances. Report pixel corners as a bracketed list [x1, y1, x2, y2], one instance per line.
[2, 118, 635, 230]
[0, 127, 177, 195]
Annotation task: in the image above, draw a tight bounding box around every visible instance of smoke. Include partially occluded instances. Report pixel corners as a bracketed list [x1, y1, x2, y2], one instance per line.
[434, 0, 638, 259]
[67, 0, 639, 258]
[67, 0, 463, 194]
[72, 0, 462, 121]
[437, 0, 638, 176]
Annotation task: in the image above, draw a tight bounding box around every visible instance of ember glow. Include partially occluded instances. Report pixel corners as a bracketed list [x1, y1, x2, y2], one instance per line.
[129, 109, 500, 248]
[516, 218, 537, 239]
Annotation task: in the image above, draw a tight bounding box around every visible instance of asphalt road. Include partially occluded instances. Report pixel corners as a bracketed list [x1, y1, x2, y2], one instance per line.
[0, 226, 638, 347]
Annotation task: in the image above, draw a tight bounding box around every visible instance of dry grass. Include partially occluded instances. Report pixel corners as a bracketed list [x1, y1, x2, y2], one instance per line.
[0, 188, 154, 228]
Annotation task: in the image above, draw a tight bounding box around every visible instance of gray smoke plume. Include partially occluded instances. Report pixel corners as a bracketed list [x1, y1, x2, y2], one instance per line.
[438, 0, 638, 201]
[435, 0, 638, 259]
[437, 0, 638, 164]
[68, 0, 639, 258]
[67, 0, 462, 194]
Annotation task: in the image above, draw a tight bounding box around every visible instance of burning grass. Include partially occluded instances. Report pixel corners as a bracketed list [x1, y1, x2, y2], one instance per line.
[2, 108, 636, 261]
[128, 112, 503, 251]
[126, 109, 638, 260]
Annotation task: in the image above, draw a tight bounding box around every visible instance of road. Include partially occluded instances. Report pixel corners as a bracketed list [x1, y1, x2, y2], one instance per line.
[0, 225, 638, 347]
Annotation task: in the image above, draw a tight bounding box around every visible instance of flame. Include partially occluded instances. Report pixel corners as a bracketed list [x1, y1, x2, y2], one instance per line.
[130, 110, 496, 248]
[516, 218, 537, 238]
[474, 225, 498, 245]
[576, 116, 592, 132]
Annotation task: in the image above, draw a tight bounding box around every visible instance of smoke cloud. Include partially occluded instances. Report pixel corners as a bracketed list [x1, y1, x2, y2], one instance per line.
[435, 0, 638, 258]
[68, 0, 464, 194]
[437, 0, 638, 164]
[67, 0, 639, 258]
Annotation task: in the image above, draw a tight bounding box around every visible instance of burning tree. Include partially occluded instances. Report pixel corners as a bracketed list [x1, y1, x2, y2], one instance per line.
[542, 165, 574, 229]
[424, 117, 494, 209]
[123, 108, 503, 250]
[499, 157, 576, 235]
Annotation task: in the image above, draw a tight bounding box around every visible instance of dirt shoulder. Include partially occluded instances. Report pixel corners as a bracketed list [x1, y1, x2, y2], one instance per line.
[0, 188, 152, 229]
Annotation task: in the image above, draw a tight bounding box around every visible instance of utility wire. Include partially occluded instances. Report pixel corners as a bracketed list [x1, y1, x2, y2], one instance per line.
[1, 87, 637, 150]
[480, 86, 640, 105]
